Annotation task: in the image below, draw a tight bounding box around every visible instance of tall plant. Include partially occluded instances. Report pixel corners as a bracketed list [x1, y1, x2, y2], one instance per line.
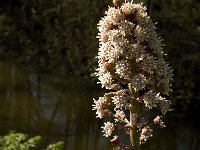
[92, 0, 173, 149]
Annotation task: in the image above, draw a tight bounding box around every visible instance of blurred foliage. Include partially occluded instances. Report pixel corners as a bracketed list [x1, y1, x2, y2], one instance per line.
[0, 131, 64, 150]
[46, 141, 64, 150]
[0, 0, 199, 112]
[0, 132, 41, 150]
[0, 0, 110, 76]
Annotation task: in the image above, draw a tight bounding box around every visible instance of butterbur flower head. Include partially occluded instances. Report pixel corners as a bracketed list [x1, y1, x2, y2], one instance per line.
[154, 116, 166, 128]
[112, 89, 129, 110]
[157, 98, 171, 115]
[140, 55, 157, 74]
[114, 110, 126, 122]
[92, 96, 111, 118]
[131, 74, 148, 92]
[140, 90, 157, 109]
[97, 71, 113, 89]
[102, 122, 115, 137]
[93, 0, 173, 147]
[106, 7, 123, 24]
[140, 126, 153, 144]
[121, 2, 137, 15]
[115, 59, 131, 79]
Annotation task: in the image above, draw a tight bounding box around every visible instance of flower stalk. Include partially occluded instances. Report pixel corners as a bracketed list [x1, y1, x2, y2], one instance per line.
[129, 83, 140, 150]
[129, 59, 140, 150]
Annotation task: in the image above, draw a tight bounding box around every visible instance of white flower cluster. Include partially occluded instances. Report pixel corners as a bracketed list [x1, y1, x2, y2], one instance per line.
[92, 97, 109, 119]
[114, 110, 127, 122]
[102, 122, 115, 137]
[96, 1, 173, 92]
[93, 0, 173, 145]
[131, 74, 147, 92]
[139, 90, 171, 114]
[154, 116, 166, 128]
[115, 59, 131, 79]
[112, 89, 129, 110]
[92, 93, 113, 118]
[140, 126, 153, 144]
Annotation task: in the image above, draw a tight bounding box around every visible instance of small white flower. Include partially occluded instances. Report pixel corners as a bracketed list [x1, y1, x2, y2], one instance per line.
[114, 110, 126, 122]
[141, 55, 157, 74]
[112, 89, 129, 110]
[121, 2, 135, 15]
[98, 71, 113, 89]
[134, 25, 147, 42]
[154, 116, 166, 128]
[140, 126, 153, 144]
[140, 90, 157, 109]
[102, 122, 114, 137]
[92, 97, 109, 118]
[131, 74, 148, 92]
[115, 59, 131, 79]
[106, 7, 123, 25]
[156, 95, 171, 114]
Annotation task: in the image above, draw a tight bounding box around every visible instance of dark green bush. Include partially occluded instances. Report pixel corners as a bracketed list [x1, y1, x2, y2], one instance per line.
[0, 0, 110, 75]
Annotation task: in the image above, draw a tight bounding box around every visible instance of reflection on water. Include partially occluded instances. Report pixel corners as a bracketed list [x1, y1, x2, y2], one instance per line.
[142, 119, 200, 150]
[0, 62, 199, 150]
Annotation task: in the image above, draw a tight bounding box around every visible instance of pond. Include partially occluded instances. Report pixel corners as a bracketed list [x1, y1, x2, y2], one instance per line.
[0, 62, 199, 150]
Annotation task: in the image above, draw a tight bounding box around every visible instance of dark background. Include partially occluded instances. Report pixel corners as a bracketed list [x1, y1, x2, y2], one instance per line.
[0, 0, 199, 149]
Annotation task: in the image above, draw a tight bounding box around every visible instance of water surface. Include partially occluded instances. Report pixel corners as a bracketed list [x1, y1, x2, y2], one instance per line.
[0, 62, 199, 150]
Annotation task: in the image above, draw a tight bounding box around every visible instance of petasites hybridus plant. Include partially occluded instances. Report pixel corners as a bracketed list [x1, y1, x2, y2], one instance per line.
[92, 0, 173, 149]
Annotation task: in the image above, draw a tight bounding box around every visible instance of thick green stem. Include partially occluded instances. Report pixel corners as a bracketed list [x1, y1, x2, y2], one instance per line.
[129, 84, 140, 150]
